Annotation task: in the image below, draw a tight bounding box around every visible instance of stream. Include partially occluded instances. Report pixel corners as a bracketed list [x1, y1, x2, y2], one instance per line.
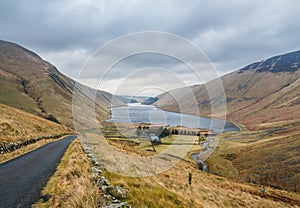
[190, 139, 214, 172]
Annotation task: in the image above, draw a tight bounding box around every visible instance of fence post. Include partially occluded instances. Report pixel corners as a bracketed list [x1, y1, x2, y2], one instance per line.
[188, 172, 192, 185]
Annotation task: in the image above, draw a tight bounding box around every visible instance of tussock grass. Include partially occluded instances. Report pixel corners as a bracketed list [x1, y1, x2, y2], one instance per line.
[0, 103, 74, 163]
[34, 139, 99, 208]
[87, 133, 300, 208]
[104, 159, 300, 208]
[0, 103, 73, 143]
[104, 171, 198, 208]
[207, 125, 300, 193]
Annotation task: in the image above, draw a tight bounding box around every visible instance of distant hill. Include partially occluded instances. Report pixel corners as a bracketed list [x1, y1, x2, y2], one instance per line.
[115, 95, 137, 104]
[0, 40, 123, 128]
[116, 95, 151, 104]
[142, 97, 158, 105]
[154, 50, 300, 127]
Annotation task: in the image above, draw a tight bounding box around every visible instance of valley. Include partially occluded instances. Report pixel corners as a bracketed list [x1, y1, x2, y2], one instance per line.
[152, 50, 300, 198]
[83, 132, 300, 207]
[0, 40, 299, 207]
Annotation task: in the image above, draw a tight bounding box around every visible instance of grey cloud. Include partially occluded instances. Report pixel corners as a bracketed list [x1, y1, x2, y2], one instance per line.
[0, 0, 300, 95]
[77, 32, 217, 88]
[97, 67, 194, 96]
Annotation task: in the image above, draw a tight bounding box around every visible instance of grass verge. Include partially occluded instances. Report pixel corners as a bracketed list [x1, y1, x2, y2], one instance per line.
[104, 171, 198, 208]
[33, 139, 99, 208]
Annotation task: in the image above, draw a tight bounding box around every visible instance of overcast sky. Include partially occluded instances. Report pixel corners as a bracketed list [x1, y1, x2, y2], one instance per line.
[1, 0, 300, 96]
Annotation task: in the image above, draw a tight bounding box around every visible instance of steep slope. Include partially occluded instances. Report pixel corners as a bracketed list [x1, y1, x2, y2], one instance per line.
[0, 102, 74, 163]
[0, 103, 71, 143]
[155, 50, 300, 193]
[155, 50, 300, 127]
[206, 124, 300, 193]
[0, 40, 123, 128]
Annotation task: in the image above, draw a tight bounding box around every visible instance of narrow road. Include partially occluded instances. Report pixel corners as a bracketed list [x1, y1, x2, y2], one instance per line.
[0, 135, 77, 208]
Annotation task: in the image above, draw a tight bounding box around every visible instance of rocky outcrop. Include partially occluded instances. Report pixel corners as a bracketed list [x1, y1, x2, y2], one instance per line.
[81, 137, 130, 208]
[102, 186, 128, 200]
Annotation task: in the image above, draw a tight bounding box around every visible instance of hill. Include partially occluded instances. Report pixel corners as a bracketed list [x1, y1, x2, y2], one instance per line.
[115, 95, 137, 104]
[0, 102, 74, 163]
[116, 95, 152, 104]
[153, 50, 300, 193]
[0, 40, 123, 128]
[142, 97, 158, 105]
[154, 50, 300, 128]
[206, 123, 300, 193]
[0, 103, 71, 143]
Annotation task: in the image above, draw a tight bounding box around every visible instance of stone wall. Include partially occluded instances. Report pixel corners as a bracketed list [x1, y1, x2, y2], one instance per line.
[81, 134, 131, 208]
[0, 133, 70, 154]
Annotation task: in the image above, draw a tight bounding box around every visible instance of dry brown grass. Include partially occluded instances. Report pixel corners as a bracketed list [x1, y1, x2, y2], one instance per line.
[34, 139, 99, 208]
[155, 68, 300, 127]
[0, 103, 74, 163]
[207, 124, 300, 193]
[86, 133, 300, 208]
[0, 103, 73, 143]
[104, 171, 199, 208]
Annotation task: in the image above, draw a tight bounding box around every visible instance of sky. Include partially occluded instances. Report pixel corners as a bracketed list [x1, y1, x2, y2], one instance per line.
[0, 0, 300, 96]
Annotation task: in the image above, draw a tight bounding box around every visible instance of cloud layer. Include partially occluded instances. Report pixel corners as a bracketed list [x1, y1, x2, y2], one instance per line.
[1, 0, 300, 95]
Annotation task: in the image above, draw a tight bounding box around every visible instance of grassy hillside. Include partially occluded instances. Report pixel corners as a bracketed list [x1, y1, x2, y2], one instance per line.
[85, 133, 300, 207]
[207, 121, 300, 193]
[0, 40, 123, 128]
[155, 50, 300, 127]
[153, 50, 300, 194]
[0, 103, 72, 143]
[0, 103, 74, 163]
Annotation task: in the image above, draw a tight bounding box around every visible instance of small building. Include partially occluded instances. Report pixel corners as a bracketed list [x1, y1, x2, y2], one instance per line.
[150, 134, 161, 144]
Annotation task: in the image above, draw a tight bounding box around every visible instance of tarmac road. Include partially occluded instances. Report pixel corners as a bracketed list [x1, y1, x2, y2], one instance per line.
[0, 135, 77, 208]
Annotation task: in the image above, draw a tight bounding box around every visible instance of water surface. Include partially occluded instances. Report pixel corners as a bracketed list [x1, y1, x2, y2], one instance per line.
[107, 103, 239, 133]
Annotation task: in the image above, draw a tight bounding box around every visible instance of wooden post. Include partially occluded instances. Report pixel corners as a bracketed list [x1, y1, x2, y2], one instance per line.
[151, 142, 156, 152]
[188, 172, 192, 185]
[150, 139, 156, 152]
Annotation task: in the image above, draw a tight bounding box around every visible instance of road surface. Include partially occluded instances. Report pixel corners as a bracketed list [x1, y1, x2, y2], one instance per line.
[0, 135, 77, 208]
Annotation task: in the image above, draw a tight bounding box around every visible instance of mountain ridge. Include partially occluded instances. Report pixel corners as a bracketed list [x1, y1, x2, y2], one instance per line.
[154, 49, 300, 193]
[154, 49, 300, 127]
[239, 50, 300, 73]
[0, 40, 123, 128]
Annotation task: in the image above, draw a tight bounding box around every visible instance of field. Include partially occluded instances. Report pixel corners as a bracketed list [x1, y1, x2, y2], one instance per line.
[83, 130, 300, 207]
